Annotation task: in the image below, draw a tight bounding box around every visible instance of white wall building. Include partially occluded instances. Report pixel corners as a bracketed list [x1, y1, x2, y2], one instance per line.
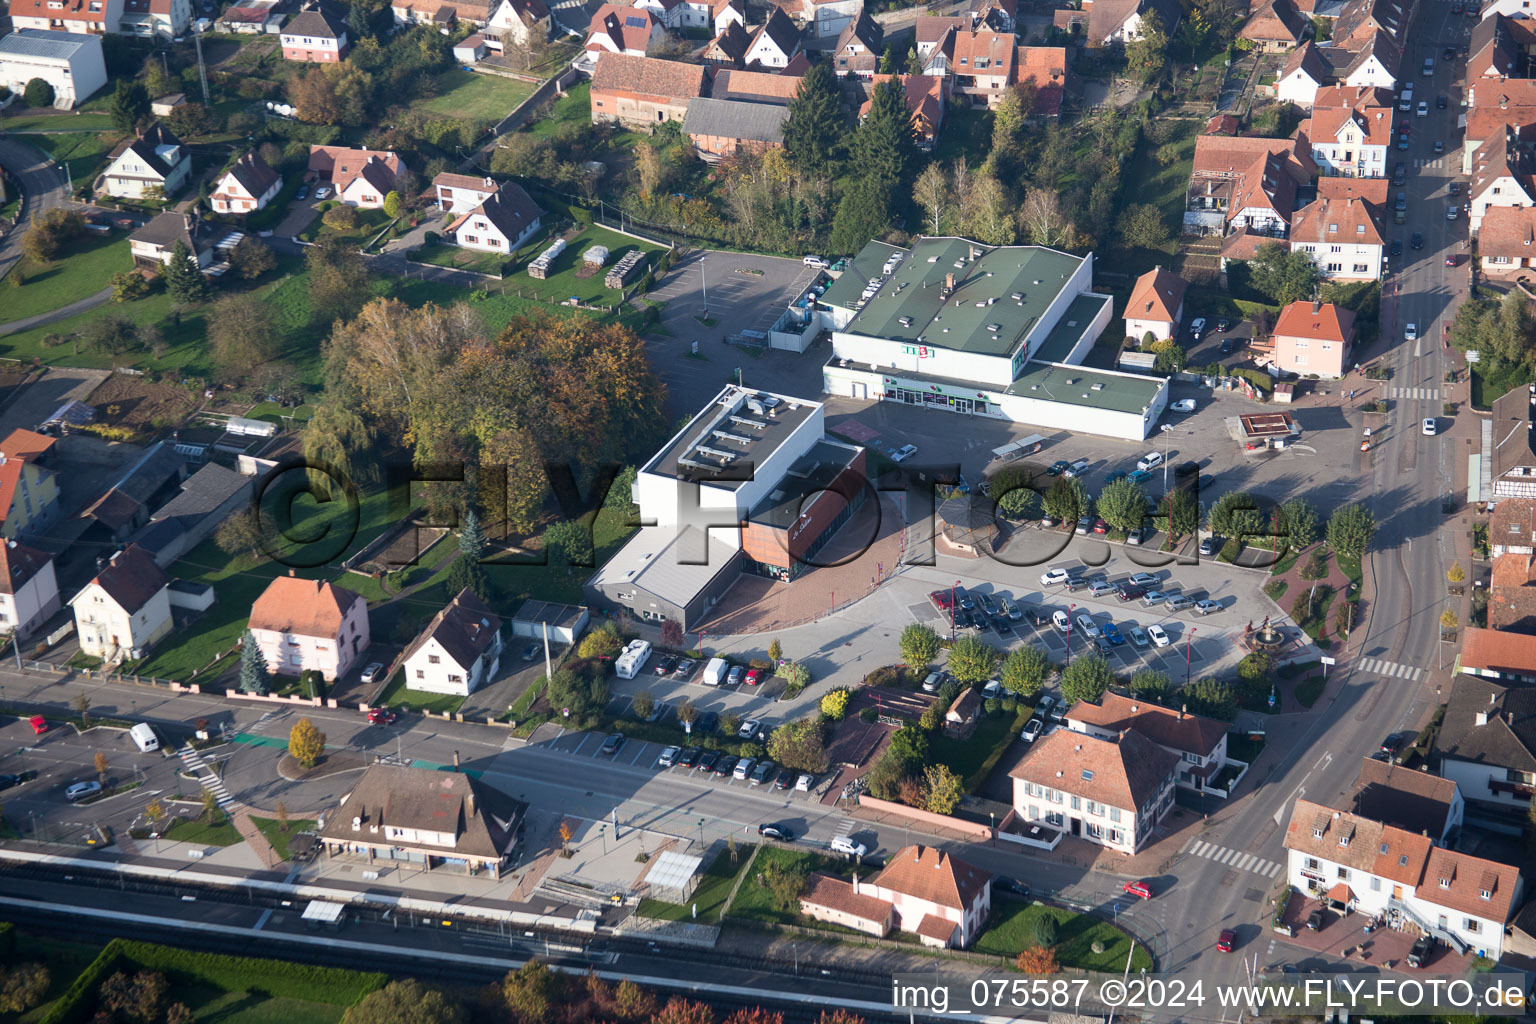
[401, 588, 503, 696]
[1008, 728, 1180, 853]
[247, 574, 370, 681]
[0, 541, 60, 640]
[69, 545, 172, 662]
[99, 124, 192, 200]
[0, 29, 106, 109]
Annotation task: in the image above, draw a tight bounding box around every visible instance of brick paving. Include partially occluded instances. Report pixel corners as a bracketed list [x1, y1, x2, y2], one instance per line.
[1277, 893, 1474, 975]
[231, 808, 281, 871]
[698, 494, 905, 635]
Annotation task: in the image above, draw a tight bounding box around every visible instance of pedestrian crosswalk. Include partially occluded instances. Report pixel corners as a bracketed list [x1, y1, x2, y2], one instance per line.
[1183, 838, 1284, 879]
[1356, 657, 1425, 681]
[177, 744, 235, 810]
[1389, 387, 1440, 400]
[834, 818, 855, 838]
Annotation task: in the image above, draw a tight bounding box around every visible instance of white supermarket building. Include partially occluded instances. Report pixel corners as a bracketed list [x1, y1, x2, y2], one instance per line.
[813, 237, 1170, 441]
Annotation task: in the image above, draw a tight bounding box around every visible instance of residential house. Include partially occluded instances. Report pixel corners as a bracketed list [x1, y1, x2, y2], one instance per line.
[280, 0, 349, 61]
[1436, 675, 1536, 815]
[1490, 384, 1536, 500]
[78, 442, 186, 546]
[800, 0, 860, 39]
[1008, 727, 1180, 853]
[1470, 12, 1536, 81]
[453, 31, 488, 61]
[915, 15, 968, 58]
[0, 541, 60, 640]
[69, 545, 172, 662]
[1077, 0, 1181, 46]
[1240, 0, 1310, 52]
[1277, 41, 1331, 107]
[1123, 266, 1187, 342]
[703, 20, 750, 64]
[1062, 693, 1236, 795]
[1481, 205, 1536, 274]
[1490, 498, 1536, 557]
[1467, 100, 1536, 175]
[1305, 84, 1394, 177]
[1016, 45, 1068, 118]
[1335, 32, 1403, 91]
[306, 146, 403, 207]
[432, 172, 499, 214]
[486, 0, 551, 50]
[0, 446, 60, 544]
[1184, 133, 1316, 237]
[210, 150, 283, 214]
[401, 587, 504, 696]
[831, 10, 882, 78]
[129, 463, 253, 569]
[711, 0, 744, 33]
[1289, 178, 1387, 281]
[1466, 77, 1536, 118]
[711, 66, 801, 104]
[0, 30, 106, 109]
[318, 764, 525, 877]
[1266, 299, 1356, 377]
[392, 0, 494, 28]
[858, 75, 946, 149]
[1471, 124, 1536, 235]
[969, 0, 1015, 32]
[0, 430, 56, 469]
[585, 5, 662, 56]
[118, 0, 191, 38]
[799, 845, 993, 948]
[923, 28, 1017, 108]
[1283, 798, 1522, 959]
[248, 573, 370, 681]
[1484, 0, 1536, 19]
[683, 96, 789, 159]
[99, 123, 191, 201]
[634, 0, 713, 30]
[10, 0, 125, 36]
[590, 52, 710, 128]
[944, 687, 981, 737]
[448, 180, 543, 253]
[1490, 551, 1536, 632]
[1350, 757, 1464, 844]
[745, 7, 802, 68]
[1332, 0, 1411, 50]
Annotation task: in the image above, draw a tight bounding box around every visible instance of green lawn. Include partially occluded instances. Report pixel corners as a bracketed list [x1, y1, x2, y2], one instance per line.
[1128, 121, 1198, 231]
[973, 897, 1154, 972]
[932, 106, 994, 167]
[508, 225, 667, 307]
[250, 815, 318, 860]
[130, 486, 403, 683]
[162, 816, 241, 847]
[0, 111, 118, 132]
[411, 240, 508, 276]
[637, 849, 749, 923]
[421, 69, 536, 122]
[929, 708, 1030, 792]
[13, 130, 122, 193]
[527, 80, 594, 137]
[179, 985, 345, 1024]
[374, 669, 467, 715]
[300, 205, 391, 245]
[5, 235, 127, 322]
[726, 846, 847, 926]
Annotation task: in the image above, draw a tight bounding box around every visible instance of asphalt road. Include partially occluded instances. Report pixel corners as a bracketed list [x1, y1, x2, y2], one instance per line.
[0, 137, 71, 282]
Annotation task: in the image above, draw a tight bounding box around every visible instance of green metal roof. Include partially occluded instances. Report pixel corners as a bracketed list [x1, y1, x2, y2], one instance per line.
[1003, 362, 1164, 416]
[832, 237, 1086, 358]
[1033, 294, 1114, 364]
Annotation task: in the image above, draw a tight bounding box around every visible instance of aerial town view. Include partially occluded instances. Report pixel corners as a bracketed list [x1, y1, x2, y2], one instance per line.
[0, 0, 1531, 1017]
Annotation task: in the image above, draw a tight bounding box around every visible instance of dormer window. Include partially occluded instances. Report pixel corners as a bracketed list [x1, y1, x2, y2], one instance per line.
[1328, 224, 1338, 233]
[1480, 889, 1492, 900]
[1439, 877, 1451, 889]
[1338, 834, 1350, 847]
[1356, 225, 1365, 234]
[1313, 827, 1325, 839]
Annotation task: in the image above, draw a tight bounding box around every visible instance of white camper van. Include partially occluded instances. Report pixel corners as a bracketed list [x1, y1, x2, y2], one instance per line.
[130, 723, 159, 752]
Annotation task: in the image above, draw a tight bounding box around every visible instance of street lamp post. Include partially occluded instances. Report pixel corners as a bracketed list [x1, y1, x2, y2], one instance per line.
[1186, 628, 1197, 684]
[1160, 424, 1173, 492]
[1068, 602, 1075, 654]
[951, 579, 961, 639]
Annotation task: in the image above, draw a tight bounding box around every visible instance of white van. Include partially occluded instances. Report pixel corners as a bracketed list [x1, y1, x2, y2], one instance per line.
[702, 657, 728, 686]
[129, 722, 159, 753]
[803, 255, 830, 269]
[830, 835, 868, 858]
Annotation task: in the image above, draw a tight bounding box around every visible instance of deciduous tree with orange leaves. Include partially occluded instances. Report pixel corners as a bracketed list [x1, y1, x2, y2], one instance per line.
[1015, 945, 1060, 974]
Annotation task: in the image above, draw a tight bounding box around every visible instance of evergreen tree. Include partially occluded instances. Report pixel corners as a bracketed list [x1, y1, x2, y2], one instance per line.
[850, 77, 918, 192]
[238, 630, 269, 695]
[459, 508, 487, 561]
[905, 46, 924, 76]
[162, 240, 209, 303]
[109, 80, 151, 132]
[829, 176, 892, 255]
[783, 60, 843, 176]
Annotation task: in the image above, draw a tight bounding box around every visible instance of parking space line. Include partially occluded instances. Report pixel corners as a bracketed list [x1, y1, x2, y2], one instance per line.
[570, 733, 594, 756]
[628, 743, 649, 766]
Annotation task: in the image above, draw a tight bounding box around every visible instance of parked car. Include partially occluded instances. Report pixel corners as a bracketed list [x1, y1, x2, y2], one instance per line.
[1423, 417, 1438, 436]
[750, 760, 776, 785]
[1407, 935, 1434, 967]
[1129, 573, 1159, 588]
[1217, 929, 1236, 953]
[1136, 451, 1164, 472]
[744, 668, 762, 686]
[1170, 399, 1196, 413]
[1074, 613, 1100, 638]
[1126, 525, 1148, 545]
[1194, 599, 1220, 615]
[0, 771, 35, 792]
[1142, 590, 1167, 607]
[658, 745, 681, 768]
[888, 444, 918, 463]
[1128, 468, 1154, 484]
[1307, 907, 1328, 931]
[1173, 460, 1199, 479]
[830, 835, 867, 857]
[713, 755, 736, 777]
[1416, 100, 1428, 116]
[1116, 585, 1144, 602]
[673, 658, 698, 679]
[1075, 516, 1095, 535]
[1166, 594, 1196, 612]
[1105, 469, 1128, 485]
[802, 255, 830, 269]
[679, 746, 702, 768]
[1130, 626, 1150, 648]
[522, 642, 541, 661]
[66, 781, 102, 802]
[1189, 317, 1207, 335]
[1092, 518, 1109, 535]
[599, 733, 625, 755]
[757, 823, 793, 841]
[1040, 568, 1070, 586]
[1199, 536, 1218, 556]
[653, 655, 675, 676]
[727, 666, 744, 686]
[1102, 622, 1125, 646]
[773, 768, 795, 790]
[922, 671, 943, 693]
[314, 185, 332, 199]
[1122, 880, 1154, 900]
[295, 186, 309, 201]
[696, 711, 719, 735]
[29, 716, 47, 735]
[1063, 458, 1091, 478]
[1046, 459, 1070, 476]
[982, 679, 1003, 699]
[1148, 624, 1171, 647]
[733, 757, 754, 780]
[366, 708, 397, 725]
[1089, 579, 1113, 597]
[1052, 610, 1071, 633]
[795, 773, 813, 791]
[1021, 718, 1044, 742]
[360, 661, 385, 684]
[697, 750, 720, 773]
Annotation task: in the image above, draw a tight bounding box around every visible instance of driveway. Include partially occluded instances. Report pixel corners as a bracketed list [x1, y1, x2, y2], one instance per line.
[0, 137, 72, 282]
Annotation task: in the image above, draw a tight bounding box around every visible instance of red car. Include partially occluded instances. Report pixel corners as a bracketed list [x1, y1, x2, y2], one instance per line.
[745, 668, 762, 686]
[1092, 518, 1109, 534]
[1445, 255, 1458, 267]
[1217, 929, 1235, 953]
[366, 708, 397, 725]
[28, 715, 47, 735]
[929, 590, 955, 612]
[1122, 880, 1154, 900]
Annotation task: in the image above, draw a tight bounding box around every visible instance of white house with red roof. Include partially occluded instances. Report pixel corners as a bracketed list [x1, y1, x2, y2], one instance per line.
[431, 172, 498, 214]
[210, 150, 283, 214]
[1268, 299, 1356, 377]
[1063, 692, 1236, 795]
[744, 7, 803, 68]
[1305, 84, 1394, 178]
[1288, 177, 1387, 281]
[248, 573, 371, 681]
[1009, 727, 1180, 853]
[1470, 124, 1536, 235]
[1123, 266, 1187, 341]
[585, 4, 662, 55]
[307, 146, 402, 209]
[69, 545, 171, 662]
[799, 845, 993, 947]
[10, 0, 125, 36]
[119, 0, 191, 37]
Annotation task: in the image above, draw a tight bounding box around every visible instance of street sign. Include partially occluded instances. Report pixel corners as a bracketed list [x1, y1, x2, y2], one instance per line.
[1320, 656, 1337, 665]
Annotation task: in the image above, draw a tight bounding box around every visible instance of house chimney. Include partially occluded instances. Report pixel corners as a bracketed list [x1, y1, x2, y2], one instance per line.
[453, 749, 461, 769]
[852, 873, 859, 895]
[467, 787, 475, 816]
[289, 568, 296, 577]
[1312, 300, 1323, 314]
[1477, 709, 1490, 726]
[945, 272, 955, 291]
[1180, 703, 1187, 720]
[184, 213, 194, 233]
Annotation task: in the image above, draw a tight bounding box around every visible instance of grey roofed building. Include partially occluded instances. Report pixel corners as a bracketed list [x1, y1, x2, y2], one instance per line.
[107, 123, 186, 184]
[682, 97, 790, 144]
[509, 599, 589, 644]
[1492, 384, 1536, 499]
[585, 525, 743, 630]
[223, 149, 281, 199]
[284, 0, 347, 37]
[81, 441, 188, 542]
[1433, 675, 1536, 815]
[130, 463, 253, 568]
[0, 29, 98, 59]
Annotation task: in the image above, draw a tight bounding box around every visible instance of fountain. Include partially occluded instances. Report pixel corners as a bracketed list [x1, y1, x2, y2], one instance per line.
[1250, 615, 1285, 652]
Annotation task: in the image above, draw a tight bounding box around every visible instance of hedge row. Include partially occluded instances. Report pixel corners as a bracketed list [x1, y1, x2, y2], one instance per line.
[39, 937, 386, 1024]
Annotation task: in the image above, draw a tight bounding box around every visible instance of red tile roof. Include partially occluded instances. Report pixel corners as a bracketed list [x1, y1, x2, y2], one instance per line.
[1422, 847, 1521, 921]
[1010, 728, 1180, 811]
[870, 845, 990, 911]
[1477, 206, 1536, 259]
[1274, 300, 1356, 344]
[0, 429, 54, 463]
[1290, 193, 1385, 247]
[800, 873, 895, 924]
[592, 52, 710, 102]
[1125, 267, 1187, 323]
[914, 913, 957, 942]
[1241, 0, 1307, 43]
[1065, 692, 1227, 756]
[1461, 625, 1536, 675]
[249, 575, 365, 639]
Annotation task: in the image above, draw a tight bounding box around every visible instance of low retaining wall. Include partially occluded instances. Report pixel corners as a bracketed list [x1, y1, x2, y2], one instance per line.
[855, 796, 992, 840]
